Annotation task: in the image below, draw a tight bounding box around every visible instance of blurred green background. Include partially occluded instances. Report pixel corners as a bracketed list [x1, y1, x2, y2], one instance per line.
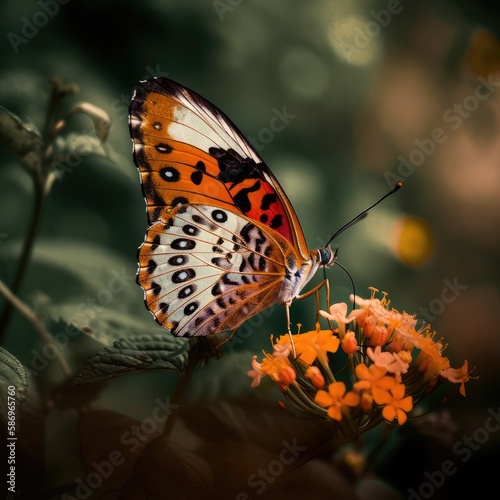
[1, 0, 499, 498]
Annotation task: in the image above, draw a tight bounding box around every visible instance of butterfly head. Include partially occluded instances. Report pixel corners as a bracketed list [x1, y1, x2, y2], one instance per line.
[317, 245, 337, 268]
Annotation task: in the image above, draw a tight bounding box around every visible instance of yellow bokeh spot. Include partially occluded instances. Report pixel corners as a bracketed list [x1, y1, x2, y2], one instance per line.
[392, 216, 434, 267]
[327, 15, 381, 67]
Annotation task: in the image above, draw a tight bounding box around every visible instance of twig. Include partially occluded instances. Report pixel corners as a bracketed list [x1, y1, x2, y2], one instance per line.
[0, 184, 44, 338]
[0, 279, 71, 377]
[162, 347, 201, 440]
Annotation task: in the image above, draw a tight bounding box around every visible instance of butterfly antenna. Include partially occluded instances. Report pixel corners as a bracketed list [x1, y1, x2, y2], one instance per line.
[334, 260, 357, 314]
[324, 182, 403, 248]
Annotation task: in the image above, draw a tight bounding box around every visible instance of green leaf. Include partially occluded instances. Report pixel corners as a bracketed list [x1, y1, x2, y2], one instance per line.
[0, 346, 28, 428]
[43, 299, 165, 346]
[0, 105, 43, 175]
[0, 240, 140, 307]
[71, 334, 190, 384]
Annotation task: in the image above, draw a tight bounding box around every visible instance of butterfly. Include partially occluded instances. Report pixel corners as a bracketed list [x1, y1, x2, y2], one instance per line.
[129, 77, 335, 338]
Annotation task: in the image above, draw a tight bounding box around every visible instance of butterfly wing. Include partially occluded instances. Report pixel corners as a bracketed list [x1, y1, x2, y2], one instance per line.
[137, 204, 298, 337]
[129, 77, 311, 337]
[129, 77, 309, 261]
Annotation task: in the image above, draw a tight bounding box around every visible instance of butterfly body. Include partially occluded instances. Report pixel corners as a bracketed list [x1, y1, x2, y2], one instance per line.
[129, 78, 335, 338]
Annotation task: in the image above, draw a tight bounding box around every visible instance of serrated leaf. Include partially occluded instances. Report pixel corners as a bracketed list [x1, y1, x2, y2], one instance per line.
[0, 347, 28, 427]
[0, 105, 43, 174]
[186, 350, 263, 401]
[71, 334, 190, 384]
[0, 346, 28, 389]
[42, 299, 167, 347]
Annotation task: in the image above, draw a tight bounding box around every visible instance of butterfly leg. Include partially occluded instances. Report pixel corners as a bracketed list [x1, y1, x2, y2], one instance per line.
[297, 279, 334, 329]
[285, 302, 297, 358]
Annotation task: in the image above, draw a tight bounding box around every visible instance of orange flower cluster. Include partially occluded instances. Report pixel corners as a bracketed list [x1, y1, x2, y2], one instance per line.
[248, 288, 475, 434]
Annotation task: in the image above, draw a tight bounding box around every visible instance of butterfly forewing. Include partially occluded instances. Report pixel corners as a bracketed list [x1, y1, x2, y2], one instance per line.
[129, 77, 309, 259]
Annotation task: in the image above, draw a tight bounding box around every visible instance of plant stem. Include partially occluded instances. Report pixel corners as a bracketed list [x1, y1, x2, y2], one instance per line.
[162, 353, 199, 440]
[0, 279, 71, 377]
[0, 77, 73, 340]
[0, 183, 44, 340]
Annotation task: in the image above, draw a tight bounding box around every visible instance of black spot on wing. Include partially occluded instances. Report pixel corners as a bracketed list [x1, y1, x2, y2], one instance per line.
[171, 238, 196, 250]
[168, 255, 187, 266]
[160, 166, 179, 182]
[172, 268, 196, 283]
[212, 209, 228, 223]
[234, 180, 261, 213]
[270, 214, 283, 229]
[182, 224, 200, 236]
[210, 147, 262, 186]
[258, 256, 266, 271]
[211, 282, 222, 296]
[184, 302, 199, 315]
[171, 196, 189, 208]
[178, 284, 196, 299]
[222, 273, 239, 286]
[190, 171, 203, 185]
[147, 260, 157, 274]
[190, 160, 206, 186]
[155, 143, 173, 154]
[151, 235, 161, 251]
[261, 193, 277, 210]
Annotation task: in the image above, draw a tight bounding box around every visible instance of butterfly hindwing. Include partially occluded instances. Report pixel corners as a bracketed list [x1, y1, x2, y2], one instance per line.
[137, 205, 297, 337]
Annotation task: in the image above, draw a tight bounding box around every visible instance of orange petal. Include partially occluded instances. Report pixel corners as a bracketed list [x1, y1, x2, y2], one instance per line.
[342, 391, 361, 407]
[399, 396, 413, 413]
[372, 386, 391, 405]
[314, 390, 333, 408]
[382, 405, 397, 422]
[391, 383, 406, 400]
[396, 409, 408, 425]
[355, 363, 371, 380]
[353, 380, 371, 391]
[327, 404, 343, 421]
[377, 375, 397, 390]
[329, 381, 347, 399]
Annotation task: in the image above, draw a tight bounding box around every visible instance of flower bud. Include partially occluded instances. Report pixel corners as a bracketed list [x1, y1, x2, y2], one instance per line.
[341, 330, 358, 354]
[305, 366, 325, 389]
[278, 366, 296, 386]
